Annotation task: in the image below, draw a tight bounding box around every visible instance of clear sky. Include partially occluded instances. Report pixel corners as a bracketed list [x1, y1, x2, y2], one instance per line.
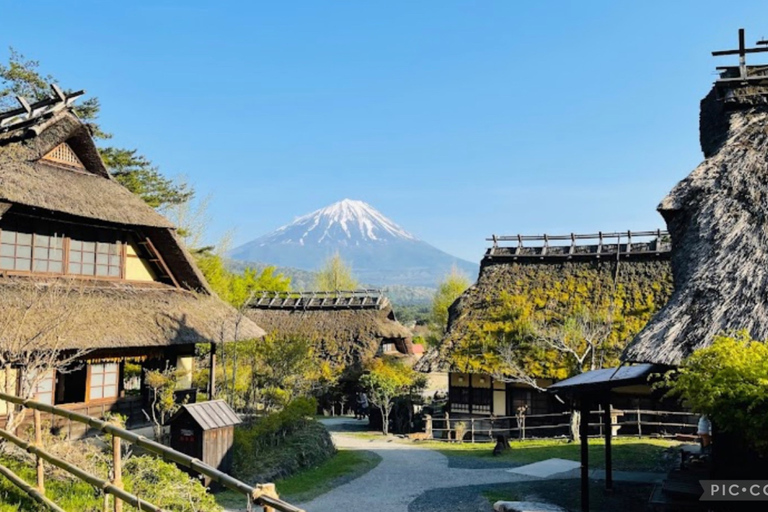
[3, 1, 768, 262]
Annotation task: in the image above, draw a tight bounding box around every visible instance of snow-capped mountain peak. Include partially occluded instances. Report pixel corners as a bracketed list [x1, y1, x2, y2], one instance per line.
[229, 199, 479, 287]
[264, 199, 417, 245]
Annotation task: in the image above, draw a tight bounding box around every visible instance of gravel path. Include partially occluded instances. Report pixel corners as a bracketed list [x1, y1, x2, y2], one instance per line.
[300, 418, 534, 512]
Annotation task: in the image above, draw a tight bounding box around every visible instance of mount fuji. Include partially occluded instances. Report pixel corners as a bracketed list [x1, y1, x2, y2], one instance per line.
[229, 199, 478, 287]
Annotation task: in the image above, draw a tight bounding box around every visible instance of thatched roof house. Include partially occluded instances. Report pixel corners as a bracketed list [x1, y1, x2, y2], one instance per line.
[624, 67, 768, 365]
[417, 232, 673, 417]
[419, 232, 673, 373]
[245, 290, 413, 369]
[0, 87, 263, 423]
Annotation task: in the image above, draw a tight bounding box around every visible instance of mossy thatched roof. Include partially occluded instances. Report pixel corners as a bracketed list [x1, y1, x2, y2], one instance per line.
[624, 82, 768, 365]
[418, 246, 672, 374]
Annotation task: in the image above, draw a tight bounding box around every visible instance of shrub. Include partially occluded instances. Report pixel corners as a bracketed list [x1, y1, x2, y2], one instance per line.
[664, 331, 768, 455]
[233, 397, 335, 483]
[124, 456, 221, 512]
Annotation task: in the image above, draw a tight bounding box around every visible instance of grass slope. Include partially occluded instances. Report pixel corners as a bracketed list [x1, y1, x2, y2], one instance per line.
[216, 449, 381, 508]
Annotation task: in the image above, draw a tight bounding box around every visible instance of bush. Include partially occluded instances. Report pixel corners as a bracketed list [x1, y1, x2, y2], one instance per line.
[664, 331, 768, 455]
[124, 456, 221, 511]
[233, 397, 335, 483]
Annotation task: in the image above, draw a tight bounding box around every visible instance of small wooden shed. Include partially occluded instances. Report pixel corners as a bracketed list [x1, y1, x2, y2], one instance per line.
[170, 400, 241, 481]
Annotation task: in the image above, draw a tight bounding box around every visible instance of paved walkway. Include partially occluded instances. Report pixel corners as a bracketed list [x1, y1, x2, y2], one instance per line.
[301, 418, 534, 512]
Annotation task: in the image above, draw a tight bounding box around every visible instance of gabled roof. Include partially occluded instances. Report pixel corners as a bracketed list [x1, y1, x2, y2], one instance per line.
[0, 92, 267, 346]
[176, 400, 241, 430]
[0, 110, 172, 229]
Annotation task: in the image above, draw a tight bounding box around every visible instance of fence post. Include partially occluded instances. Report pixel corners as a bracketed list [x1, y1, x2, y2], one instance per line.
[259, 483, 279, 512]
[598, 403, 603, 438]
[34, 409, 44, 494]
[471, 418, 475, 443]
[425, 414, 433, 439]
[636, 407, 642, 438]
[112, 435, 123, 512]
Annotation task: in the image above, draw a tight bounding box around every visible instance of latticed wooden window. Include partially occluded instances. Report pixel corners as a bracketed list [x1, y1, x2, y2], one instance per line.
[0, 228, 64, 273]
[88, 363, 119, 400]
[41, 143, 85, 169]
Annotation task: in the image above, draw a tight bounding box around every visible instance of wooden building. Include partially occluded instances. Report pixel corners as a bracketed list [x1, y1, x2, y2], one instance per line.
[245, 290, 414, 370]
[0, 87, 264, 426]
[170, 400, 241, 482]
[417, 231, 674, 419]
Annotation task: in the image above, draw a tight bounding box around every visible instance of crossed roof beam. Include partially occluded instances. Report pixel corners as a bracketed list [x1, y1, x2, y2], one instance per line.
[712, 28, 768, 84]
[0, 83, 85, 131]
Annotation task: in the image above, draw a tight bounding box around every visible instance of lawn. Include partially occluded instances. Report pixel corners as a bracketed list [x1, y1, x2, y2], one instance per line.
[215, 448, 381, 508]
[429, 437, 680, 472]
[483, 479, 655, 512]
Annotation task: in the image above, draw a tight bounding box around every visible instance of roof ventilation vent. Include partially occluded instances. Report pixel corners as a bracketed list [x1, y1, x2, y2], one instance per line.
[41, 142, 85, 170]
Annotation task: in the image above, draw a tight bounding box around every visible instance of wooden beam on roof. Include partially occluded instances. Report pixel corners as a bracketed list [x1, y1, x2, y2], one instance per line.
[140, 237, 180, 288]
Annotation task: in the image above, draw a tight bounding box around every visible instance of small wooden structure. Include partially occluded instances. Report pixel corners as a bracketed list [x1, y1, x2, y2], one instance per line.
[170, 400, 241, 482]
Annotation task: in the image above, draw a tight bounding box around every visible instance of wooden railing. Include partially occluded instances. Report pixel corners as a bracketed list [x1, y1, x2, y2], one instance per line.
[485, 230, 671, 260]
[0, 392, 305, 512]
[426, 408, 698, 443]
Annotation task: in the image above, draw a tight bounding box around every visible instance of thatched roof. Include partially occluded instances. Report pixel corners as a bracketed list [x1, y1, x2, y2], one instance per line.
[245, 292, 413, 367]
[417, 234, 672, 373]
[624, 80, 768, 365]
[0, 277, 265, 351]
[0, 100, 267, 346]
[0, 111, 172, 229]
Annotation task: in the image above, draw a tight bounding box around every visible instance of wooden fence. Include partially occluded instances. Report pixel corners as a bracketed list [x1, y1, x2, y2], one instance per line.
[0, 392, 304, 512]
[426, 408, 699, 443]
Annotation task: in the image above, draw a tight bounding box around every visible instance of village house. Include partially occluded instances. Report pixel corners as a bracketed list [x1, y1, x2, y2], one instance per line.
[417, 231, 674, 422]
[245, 289, 414, 365]
[0, 87, 264, 426]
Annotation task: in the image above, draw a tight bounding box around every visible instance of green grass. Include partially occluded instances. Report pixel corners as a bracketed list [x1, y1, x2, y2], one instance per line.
[215, 449, 381, 508]
[276, 449, 381, 501]
[426, 437, 680, 472]
[483, 479, 655, 512]
[0, 454, 102, 511]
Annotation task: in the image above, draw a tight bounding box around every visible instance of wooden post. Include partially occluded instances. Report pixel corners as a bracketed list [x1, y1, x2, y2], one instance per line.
[259, 483, 279, 512]
[34, 409, 44, 494]
[209, 343, 217, 398]
[579, 397, 590, 512]
[636, 406, 642, 438]
[425, 414, 433, 439]
[603, 396, 613, 492]
[112, 435, 123, 512]
[471, 418, 475, 443]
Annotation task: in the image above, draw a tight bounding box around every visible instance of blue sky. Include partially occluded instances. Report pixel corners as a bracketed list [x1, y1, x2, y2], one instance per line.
[3, 1, 768, 262]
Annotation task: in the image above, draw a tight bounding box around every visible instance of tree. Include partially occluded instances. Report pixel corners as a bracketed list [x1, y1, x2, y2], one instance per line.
[430, 266, 470, 336]
[243, 335, 320, 410]
[360, 357, 422, 435]
[664, 331, 768, 456]
[143, 367, 184, 444]
[0, 48, 191, 209]
[0, 278, 93, 433]
[314, 252, 358, 291]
